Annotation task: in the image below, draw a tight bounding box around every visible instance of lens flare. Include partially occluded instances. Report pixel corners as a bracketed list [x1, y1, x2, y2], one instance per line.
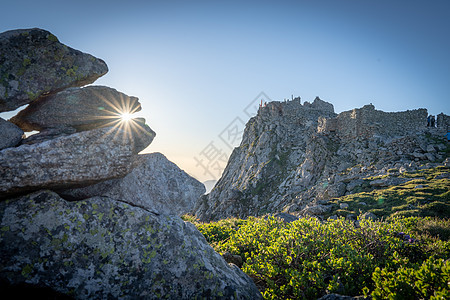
[120, 112, 133, 122]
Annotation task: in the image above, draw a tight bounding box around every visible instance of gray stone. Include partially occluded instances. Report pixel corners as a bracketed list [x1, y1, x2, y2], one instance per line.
[426, 144, 437, 153]
[0, 117, 23, 149]
[272, 212, 299, 222]
[0, 190, 262, 299]
[10, 86, 140, 132]
[59, 153, 205, 216]
[0, 28, 108, 112]
[346, 179, 364, 192]
[0, 124, 155, 198]
[361, 212, 377, 220]
[222, 252, 243, 268]
[339, 203, 349, 209]
[425, 152, 435, 161]
[302, 204, 331, 216]
[317, 293, 356, 300]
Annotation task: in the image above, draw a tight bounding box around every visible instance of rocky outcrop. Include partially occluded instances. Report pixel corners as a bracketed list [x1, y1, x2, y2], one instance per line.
[0, 190, 262, 299]
[0, 117, 23, 150]
[0, 124, 155, 198]
[59, 153, 206, 216]
[0, 28, 108, 112]
[10, 86, 141, 132]
[0, 27, 262, 299]
[194, 98, 449, 222]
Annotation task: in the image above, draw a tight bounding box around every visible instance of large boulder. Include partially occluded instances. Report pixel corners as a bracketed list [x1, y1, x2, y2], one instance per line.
[59, 153, 206, 216]
[0, 117, 23, 150]
[0, 28, 108, 112]
[0, 190, 262, 299]
[0, 124, 155, 198]
[10, 86, 141, 132]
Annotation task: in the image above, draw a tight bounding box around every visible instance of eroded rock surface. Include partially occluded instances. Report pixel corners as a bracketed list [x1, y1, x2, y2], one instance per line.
[0, 117, 23, 150]
[10, 86, 141, 132]
[0, 28, 108, 112]
[0, 124, 155, 198]
[0, 190, 262, 299]
[60, 153, 206, 216]
[193, 98, 449, 221]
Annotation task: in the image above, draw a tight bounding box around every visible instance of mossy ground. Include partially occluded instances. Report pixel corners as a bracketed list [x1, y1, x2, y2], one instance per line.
[326, 166, 449, 220]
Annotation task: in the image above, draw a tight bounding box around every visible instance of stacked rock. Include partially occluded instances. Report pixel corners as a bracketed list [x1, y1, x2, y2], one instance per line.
[0, 28, 261, 299]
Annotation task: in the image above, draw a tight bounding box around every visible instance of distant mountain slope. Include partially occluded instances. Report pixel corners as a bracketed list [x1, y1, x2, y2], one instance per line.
[193, 97, 450, 221]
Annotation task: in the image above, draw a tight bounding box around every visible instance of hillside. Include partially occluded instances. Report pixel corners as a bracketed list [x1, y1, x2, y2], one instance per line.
[193, 97, 450, 222]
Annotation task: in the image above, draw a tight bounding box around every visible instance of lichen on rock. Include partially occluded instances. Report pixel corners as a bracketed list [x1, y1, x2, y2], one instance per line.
[0, 28, 108, 112]
[0, 190, 262, 299]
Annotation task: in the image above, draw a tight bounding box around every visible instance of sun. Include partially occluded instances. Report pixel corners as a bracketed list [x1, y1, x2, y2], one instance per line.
[120, 112, 133, 122]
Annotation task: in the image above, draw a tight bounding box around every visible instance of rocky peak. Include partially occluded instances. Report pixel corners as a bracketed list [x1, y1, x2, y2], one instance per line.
[193, 99, 449, 222]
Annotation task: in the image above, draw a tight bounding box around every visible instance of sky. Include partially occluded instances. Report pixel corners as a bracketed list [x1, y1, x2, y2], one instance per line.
[1, 0, 449, 182]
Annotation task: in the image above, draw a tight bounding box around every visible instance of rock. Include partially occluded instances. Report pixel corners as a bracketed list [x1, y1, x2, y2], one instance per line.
[0, 124, 155, 198]
[369, 179, 388, 187]
[10, 86, 140, 132]
[20, 127, 77, 145]
[340, 203, 349, 209]
[414, 184, 428, 189]
[361, 212, 377, 221]
[272, 212, 299, 222]
[0, 117, 23, 149]
[302, 204, 331, 216]
[346, 179, 364, 192]
[222, 252, 243, 268]
[435, 173, 449, 179]
[426, 144, 437, 153]
[59, 153, 205, 216]
[317, 293, 356, 300]
[0, 190, 262, 299]
[328, 215, 338, 220]
[425, 152, 435, 161]
[0, 28, 108, 112]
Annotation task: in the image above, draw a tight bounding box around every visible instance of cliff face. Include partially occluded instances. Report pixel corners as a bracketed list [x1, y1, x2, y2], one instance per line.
[193, 98, 449, 222]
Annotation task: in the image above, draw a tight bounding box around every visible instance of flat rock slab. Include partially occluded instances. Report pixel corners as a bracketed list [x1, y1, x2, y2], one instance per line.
[60, 153, 206, 216]
[0, 117, 23, 150]
[0, 190, 262, 299]
[10, 86, 141, 132]
[0, 28, 108, 112]
[0, 124, 155, 198]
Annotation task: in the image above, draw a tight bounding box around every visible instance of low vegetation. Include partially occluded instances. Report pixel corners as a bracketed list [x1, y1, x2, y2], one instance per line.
[183, 215, 449, 299]
[183, 167, 450, 299]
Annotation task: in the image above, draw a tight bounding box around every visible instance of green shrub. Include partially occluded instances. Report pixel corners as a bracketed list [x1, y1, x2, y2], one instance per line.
[194, 216, 449, 299]
[371, 256, 450, 299]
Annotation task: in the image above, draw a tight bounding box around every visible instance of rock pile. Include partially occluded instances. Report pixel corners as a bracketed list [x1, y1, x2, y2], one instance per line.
[193, 97, 450, 222]
[0, 28, 261, 299]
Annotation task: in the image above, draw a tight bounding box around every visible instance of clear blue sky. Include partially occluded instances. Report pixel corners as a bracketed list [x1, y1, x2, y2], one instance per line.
[1, 0, 449, 182]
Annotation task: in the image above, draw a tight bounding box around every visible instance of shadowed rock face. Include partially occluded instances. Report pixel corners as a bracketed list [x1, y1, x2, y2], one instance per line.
[0, 124, 155, 198]
[59, 153, 206, 216]
[0, 191, 262, 300]
[0, 117, 23, 150]
[10, 86, 141, 132]
[0, 28, 108, 112]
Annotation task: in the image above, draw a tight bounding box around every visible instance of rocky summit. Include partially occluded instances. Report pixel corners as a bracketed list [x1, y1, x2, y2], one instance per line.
[0, 28, 108, 112]
[0, 28, 262, 299]
[193, 98, 450, 221]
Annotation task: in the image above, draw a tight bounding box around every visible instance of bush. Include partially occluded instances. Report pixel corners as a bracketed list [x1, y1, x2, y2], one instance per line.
[193, 216, 450, 299]
[371, 256, 450, 299]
